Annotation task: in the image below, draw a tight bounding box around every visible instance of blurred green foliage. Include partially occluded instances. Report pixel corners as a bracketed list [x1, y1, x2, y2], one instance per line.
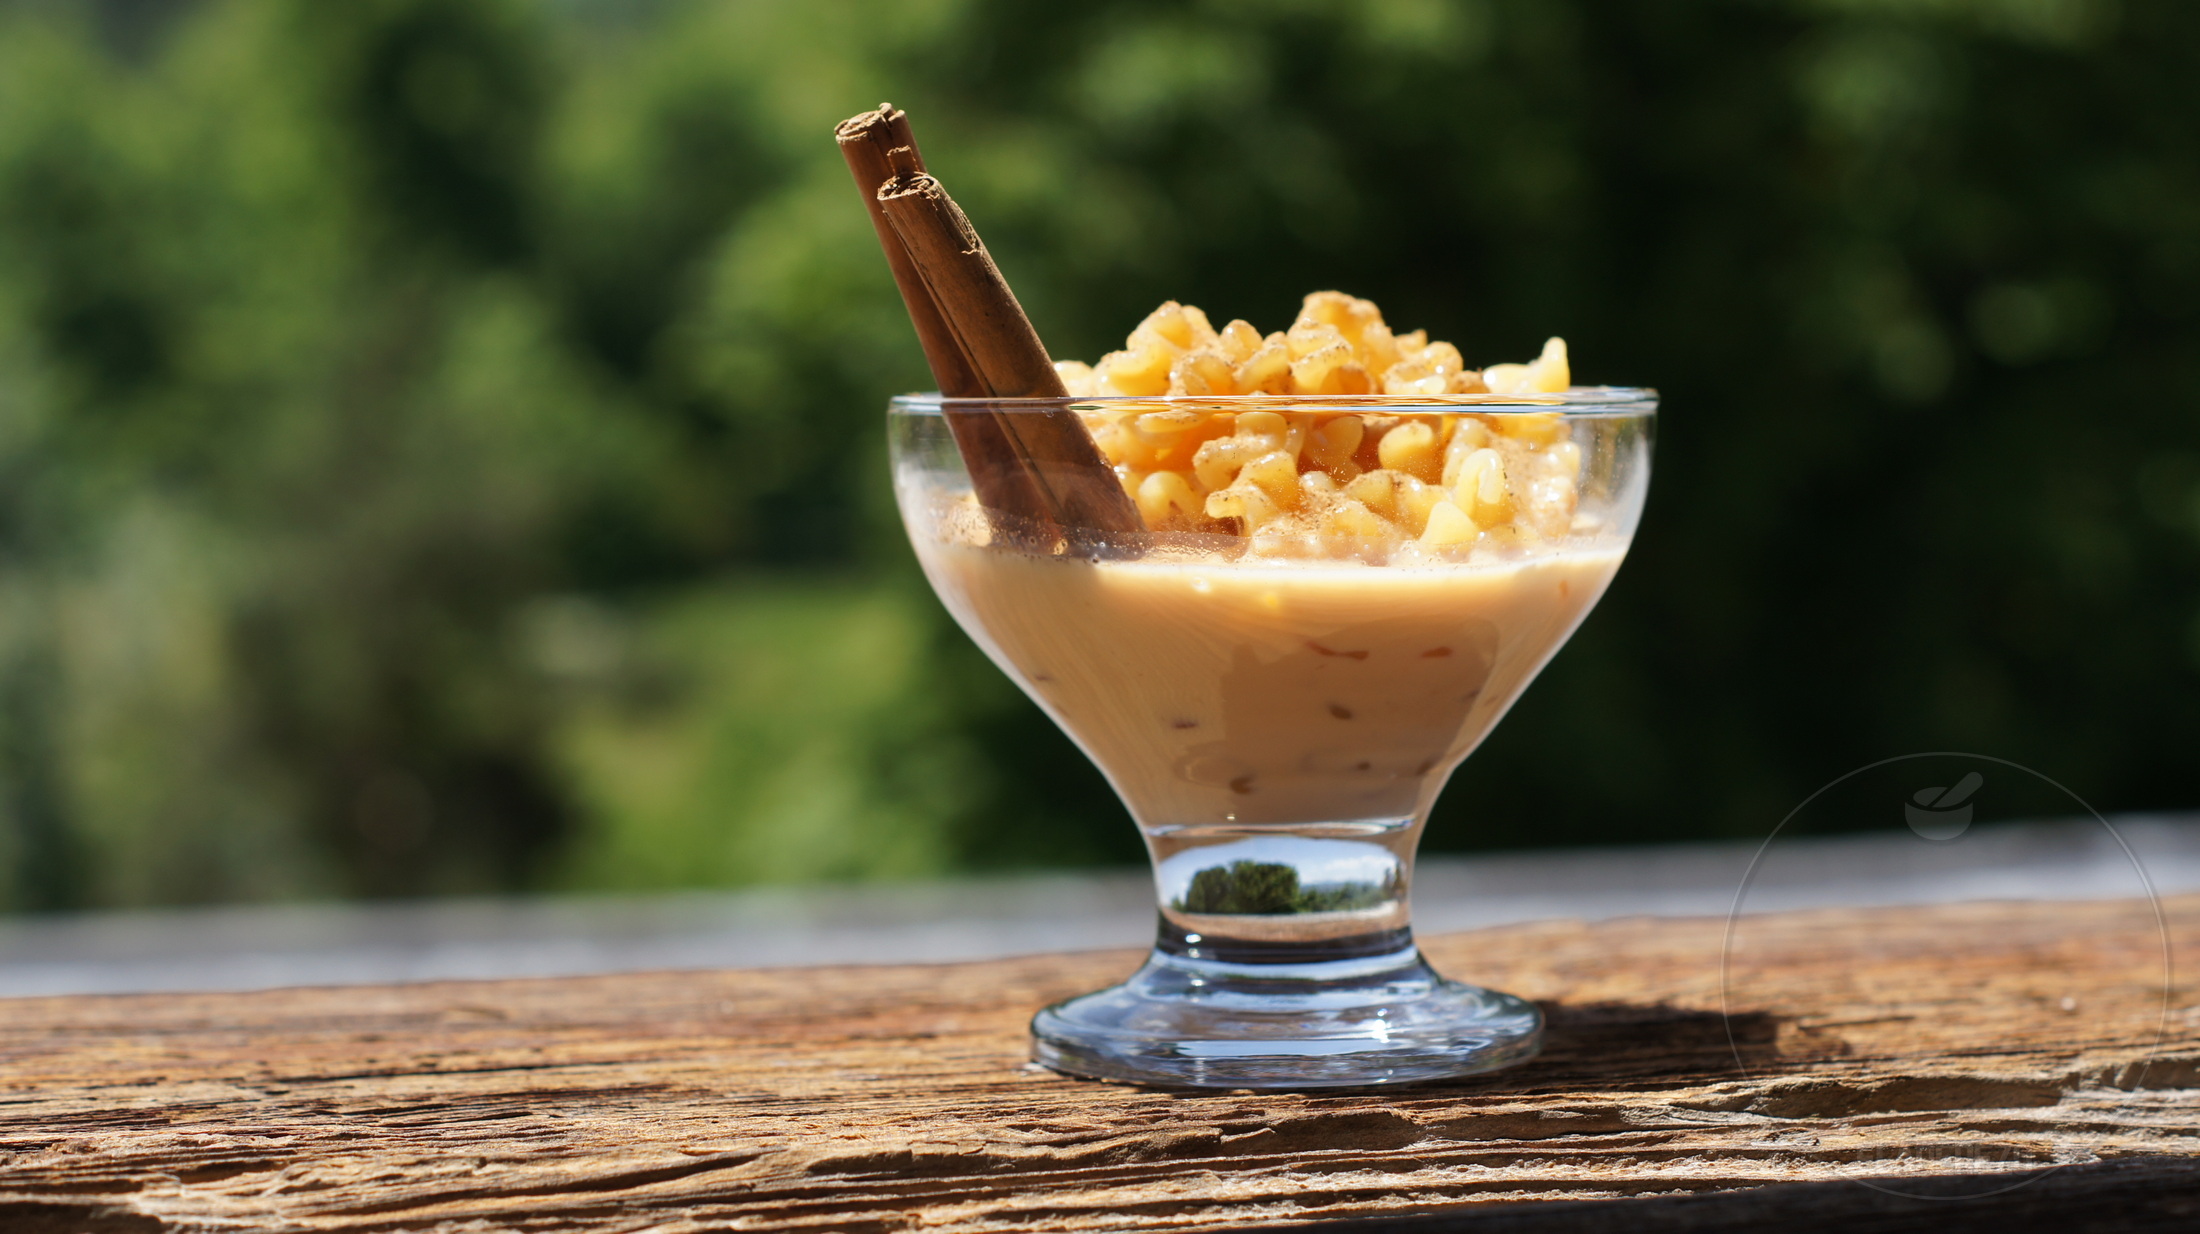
[0, 0, 2193, 910]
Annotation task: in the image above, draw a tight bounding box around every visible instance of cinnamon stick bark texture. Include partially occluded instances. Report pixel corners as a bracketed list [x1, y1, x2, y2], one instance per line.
[877, 171, 1142, 537]
[835, 106, 1047, 526]
[833, 106, 984, 398]
[836, 104, 1139, 539]
[874, 172, 1064, 399]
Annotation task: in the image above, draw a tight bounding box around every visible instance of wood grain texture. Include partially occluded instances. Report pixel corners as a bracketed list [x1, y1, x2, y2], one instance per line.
[0, 897, 2195, 1232]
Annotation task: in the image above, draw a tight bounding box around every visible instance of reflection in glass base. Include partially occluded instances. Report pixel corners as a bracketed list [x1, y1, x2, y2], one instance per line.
[1031, 938, 1541, 1089]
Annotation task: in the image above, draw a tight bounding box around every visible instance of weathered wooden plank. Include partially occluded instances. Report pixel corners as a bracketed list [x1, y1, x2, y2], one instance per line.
[0, 897, 2192, 1231]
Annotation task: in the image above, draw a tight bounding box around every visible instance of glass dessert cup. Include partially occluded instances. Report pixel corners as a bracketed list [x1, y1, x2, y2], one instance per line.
[891, 390, 1654, 1088]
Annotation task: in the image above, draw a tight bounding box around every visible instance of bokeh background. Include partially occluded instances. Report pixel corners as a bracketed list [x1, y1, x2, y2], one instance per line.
[0, 0, 2192, 913]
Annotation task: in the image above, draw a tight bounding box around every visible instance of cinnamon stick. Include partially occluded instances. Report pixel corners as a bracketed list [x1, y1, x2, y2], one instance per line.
[837, 106, 1048, 527]
[836, 105, 1140, 539]
[874, 173, 1066, 400]
[834, 106, 983, 398]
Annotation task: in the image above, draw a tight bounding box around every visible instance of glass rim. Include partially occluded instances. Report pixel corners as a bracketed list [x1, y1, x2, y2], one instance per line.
[890, 387, 1658, 416]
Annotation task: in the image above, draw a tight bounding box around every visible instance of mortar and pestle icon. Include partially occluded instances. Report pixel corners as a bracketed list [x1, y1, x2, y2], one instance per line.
[1905, 771, 1983, 841]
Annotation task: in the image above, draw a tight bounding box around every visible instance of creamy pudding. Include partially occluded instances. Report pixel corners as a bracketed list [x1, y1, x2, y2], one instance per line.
[915, 537, 1622, 828]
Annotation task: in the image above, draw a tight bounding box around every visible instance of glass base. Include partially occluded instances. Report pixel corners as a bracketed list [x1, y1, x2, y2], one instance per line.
[1031, 937, 1542, 1089]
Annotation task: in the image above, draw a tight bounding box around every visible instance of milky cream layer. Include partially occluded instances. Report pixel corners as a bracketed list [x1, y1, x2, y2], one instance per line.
[916, 541, 1624, 828]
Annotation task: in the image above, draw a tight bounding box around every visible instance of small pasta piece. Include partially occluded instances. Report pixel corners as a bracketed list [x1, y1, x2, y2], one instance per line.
[1300, 355, 1372, 395]
[1479, 363, 1527, 394]
[1376, 420, 1442, 482]
[1319, 498, 1400, 556]
[1140, 416, 1227, 471]
[1055, 360, 1098, 397]
[1170, 348, 1238, 396]
[1483, 337, 1570, 395]
[1356, 320, 1400, 375]
[1135, 408, 1208, 435]
[1380, 357, 1449, 397]
[1286, 320, 1347, 358]
[1531, 336, 1570, 390]
[1303, 416, 1365, 480]
[1450, 447, 1517, 526]
[1189, 411, 1297, 491]
[1421, 340, 1466, 378]
[1235, 336, 1294, 393]
[1192, 435, 1266, 492]
[1094, 345, 1172, 396]
[1447, 368, 1491, 394]
[1091, 419, 1163, 471]
[1206, 481, 1283, 531]
[1087, 419, 1127, 467]
[1217, 318, 1264, 363]
[1494, 410, 1565, 444]
[1234, 410, 1302, 456]
[1295, 290, 1384, 349]
[1343, 468, 1401, 520]
[1170, 409, 1240, 462]
[1137, 469, 1205, 527]
[1239, 450, 1302, 508]
[1419, 499, 1480, 548]
[1394, 474, 1445, 536]
[1288, 335, 1358, 393]
[1440, 417, 1494, 488]
[1128, 300, 1217, 353]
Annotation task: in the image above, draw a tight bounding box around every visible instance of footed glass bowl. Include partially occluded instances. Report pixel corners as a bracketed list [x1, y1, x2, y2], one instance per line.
[891, 390, 1654, 1088]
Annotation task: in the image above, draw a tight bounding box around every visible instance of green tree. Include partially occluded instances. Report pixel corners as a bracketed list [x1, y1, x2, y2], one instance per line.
[1179, 860, 1303, 915]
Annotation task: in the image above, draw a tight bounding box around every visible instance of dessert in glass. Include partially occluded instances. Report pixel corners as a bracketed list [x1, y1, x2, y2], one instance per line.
[891, 294, 1655, 1088]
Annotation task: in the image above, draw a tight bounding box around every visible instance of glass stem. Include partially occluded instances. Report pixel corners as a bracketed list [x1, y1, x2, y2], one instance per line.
[1144, 817, 1421, 967]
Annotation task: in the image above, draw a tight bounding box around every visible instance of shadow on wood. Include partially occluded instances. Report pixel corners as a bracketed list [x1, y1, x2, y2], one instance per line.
[1277, 1154, 2200, 1233]
[0, 1202, 166, 1234]
[1528, 1000, 1783, 1083]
